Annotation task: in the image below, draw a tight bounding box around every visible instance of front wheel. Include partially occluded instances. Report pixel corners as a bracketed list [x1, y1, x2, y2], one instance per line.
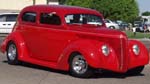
[126, 66, 144, 75]
[7, 42, 20, 65]
[69, 54, 93, 78]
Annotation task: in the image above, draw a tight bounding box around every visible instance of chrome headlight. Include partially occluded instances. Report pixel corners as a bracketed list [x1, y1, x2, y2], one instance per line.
[132, 44, 140, 55]
[102, 45, 110, 56]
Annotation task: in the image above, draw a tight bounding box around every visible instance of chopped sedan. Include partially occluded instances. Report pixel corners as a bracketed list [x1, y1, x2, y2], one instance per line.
[0, 5, 149, 78]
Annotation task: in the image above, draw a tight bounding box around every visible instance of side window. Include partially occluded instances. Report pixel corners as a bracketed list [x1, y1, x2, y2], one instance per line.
[22, 12, 36, 23]
[0, 15, 6, 22]
[6, 14, 18, 22]
[40, 13, 61, 25]
[104, 20, 110, 23]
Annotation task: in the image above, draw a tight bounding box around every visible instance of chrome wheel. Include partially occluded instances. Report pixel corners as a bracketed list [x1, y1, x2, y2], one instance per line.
[8, 44, 17, 61]
[72, 55, 88, 74]
[69, 54, 93, 78]
[7, 42, 19, 65]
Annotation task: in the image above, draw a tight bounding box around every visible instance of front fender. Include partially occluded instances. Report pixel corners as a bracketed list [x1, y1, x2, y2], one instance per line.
[57, 39, 119, 71]
[128, 40, 149, 69]
[57, 39, 101, 70]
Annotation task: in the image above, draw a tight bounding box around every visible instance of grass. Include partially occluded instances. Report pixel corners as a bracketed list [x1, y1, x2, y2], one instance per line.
[124, 31, 150, 39]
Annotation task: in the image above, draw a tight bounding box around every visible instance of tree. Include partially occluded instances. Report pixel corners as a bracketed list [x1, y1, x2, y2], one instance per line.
[63, 0, 139, 22]
[142, 11, 150, 16]
[59, 0, 66, 4]
[65, 0, 93, 8]
[33, 0, 35, 5]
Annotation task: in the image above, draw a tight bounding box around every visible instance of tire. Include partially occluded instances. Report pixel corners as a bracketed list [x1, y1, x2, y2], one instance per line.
[145, 30, 149, 32]
[6, 42, 20, 65]
[136, 28, 141, 32]
[109, 26, 115, 29]
[126, 66, 144, 75]
[69, 54, 93, 78]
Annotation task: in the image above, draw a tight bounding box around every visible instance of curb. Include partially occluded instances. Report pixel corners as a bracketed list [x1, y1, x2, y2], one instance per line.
[132, 38, 150, 42]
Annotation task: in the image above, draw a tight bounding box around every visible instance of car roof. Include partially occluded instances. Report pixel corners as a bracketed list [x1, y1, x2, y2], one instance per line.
[22, 5, 102, 16]
[0, 12, 19, 15]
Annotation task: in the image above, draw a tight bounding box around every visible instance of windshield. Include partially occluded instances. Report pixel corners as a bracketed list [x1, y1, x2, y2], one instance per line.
[65, 14, 103, 26]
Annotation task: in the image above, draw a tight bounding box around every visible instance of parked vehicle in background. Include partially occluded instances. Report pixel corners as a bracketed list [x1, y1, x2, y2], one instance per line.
[142, 16, 150, 32]
[133, 21, 144, 32]
[133, 21, 142, 27]
[115, 20, 129, 30]
[104, 19, 119, 29]
[0, 5, 149, 78]
[0, 13, 18, 33]
[133, 21, 150, 32]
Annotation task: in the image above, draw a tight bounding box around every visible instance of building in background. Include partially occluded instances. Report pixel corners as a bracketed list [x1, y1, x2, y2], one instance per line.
[0, 0, 59, 12]
[47, 0, 59, 5]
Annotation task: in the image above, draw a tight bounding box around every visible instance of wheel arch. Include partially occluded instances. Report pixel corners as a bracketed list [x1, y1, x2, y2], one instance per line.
[109, 26, 115, 29]
[2, 32, 29, 61]
[68, 51, 83, 65]
[6, 40, 15, 50]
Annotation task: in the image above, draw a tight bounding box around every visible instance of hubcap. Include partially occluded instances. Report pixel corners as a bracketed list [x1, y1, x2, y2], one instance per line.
[72, 55, 88, 74]
[110, 26, 114, 29]
[7, 44, 17, 61]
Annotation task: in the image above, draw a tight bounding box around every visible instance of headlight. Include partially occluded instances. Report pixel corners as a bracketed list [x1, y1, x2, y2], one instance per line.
[132, 44, 140, 55]
[102, 45, 110, 56]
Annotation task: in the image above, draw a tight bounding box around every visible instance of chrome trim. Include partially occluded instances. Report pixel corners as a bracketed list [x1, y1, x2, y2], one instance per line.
[120, 35, 124, 70]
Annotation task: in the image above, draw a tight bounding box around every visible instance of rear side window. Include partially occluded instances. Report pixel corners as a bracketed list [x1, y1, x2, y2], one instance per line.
[104, 20, 110, 23]
[6, 14, 18, 22]
[0, 14, 18, 22]
[40, 12, 61, 25]
[22, 12, 36, 23]
[0, 15, 6, 22]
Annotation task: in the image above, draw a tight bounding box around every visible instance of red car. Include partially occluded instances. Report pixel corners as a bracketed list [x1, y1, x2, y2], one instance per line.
[0, 5, 149, 78]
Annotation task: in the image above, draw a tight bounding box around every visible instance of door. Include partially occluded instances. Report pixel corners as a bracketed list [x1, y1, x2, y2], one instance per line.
[20, 12, 75, 62]
[31, 12, 74, 62]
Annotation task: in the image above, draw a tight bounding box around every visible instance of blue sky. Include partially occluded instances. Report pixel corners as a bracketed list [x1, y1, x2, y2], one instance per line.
[137, 0, 150, 14]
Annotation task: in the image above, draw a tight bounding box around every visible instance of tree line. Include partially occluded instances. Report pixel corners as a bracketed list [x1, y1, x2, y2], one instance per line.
[142, 11, 150, 16]
[59, 0, 140, 23]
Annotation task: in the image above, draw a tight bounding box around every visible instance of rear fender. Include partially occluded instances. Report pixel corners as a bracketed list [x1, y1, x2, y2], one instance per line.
[0, 32, 29, 60]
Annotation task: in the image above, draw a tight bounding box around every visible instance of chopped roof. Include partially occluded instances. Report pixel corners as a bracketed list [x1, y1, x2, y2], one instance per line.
[23, 5, 101, 16]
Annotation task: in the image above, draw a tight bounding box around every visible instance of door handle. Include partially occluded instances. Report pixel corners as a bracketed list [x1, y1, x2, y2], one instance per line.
[2, 24, 6, 25]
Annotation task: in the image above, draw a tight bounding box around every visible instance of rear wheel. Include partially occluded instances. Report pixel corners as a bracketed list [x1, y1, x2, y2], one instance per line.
[69, 54, 93, 78]
[109, 26, 115, 29]
[126, 66, 144, 75]
[136, 28, 142, 32]
[7, 42, 20, 65]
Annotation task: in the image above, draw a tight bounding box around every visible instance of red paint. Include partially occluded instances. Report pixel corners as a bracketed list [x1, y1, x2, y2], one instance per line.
[0, 5, 149, 73]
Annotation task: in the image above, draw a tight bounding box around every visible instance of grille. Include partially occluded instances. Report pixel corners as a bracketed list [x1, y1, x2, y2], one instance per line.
[102, 35, 128, 71]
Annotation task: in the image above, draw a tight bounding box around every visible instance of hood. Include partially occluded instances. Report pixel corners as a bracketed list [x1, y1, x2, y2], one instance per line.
[69, 25, 127, 39]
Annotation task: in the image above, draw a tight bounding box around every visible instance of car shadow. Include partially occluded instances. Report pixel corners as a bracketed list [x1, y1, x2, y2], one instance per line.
[2, 60, 68, 75]
[91, 71, 145, 79]
[2, 60, 145, 79]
